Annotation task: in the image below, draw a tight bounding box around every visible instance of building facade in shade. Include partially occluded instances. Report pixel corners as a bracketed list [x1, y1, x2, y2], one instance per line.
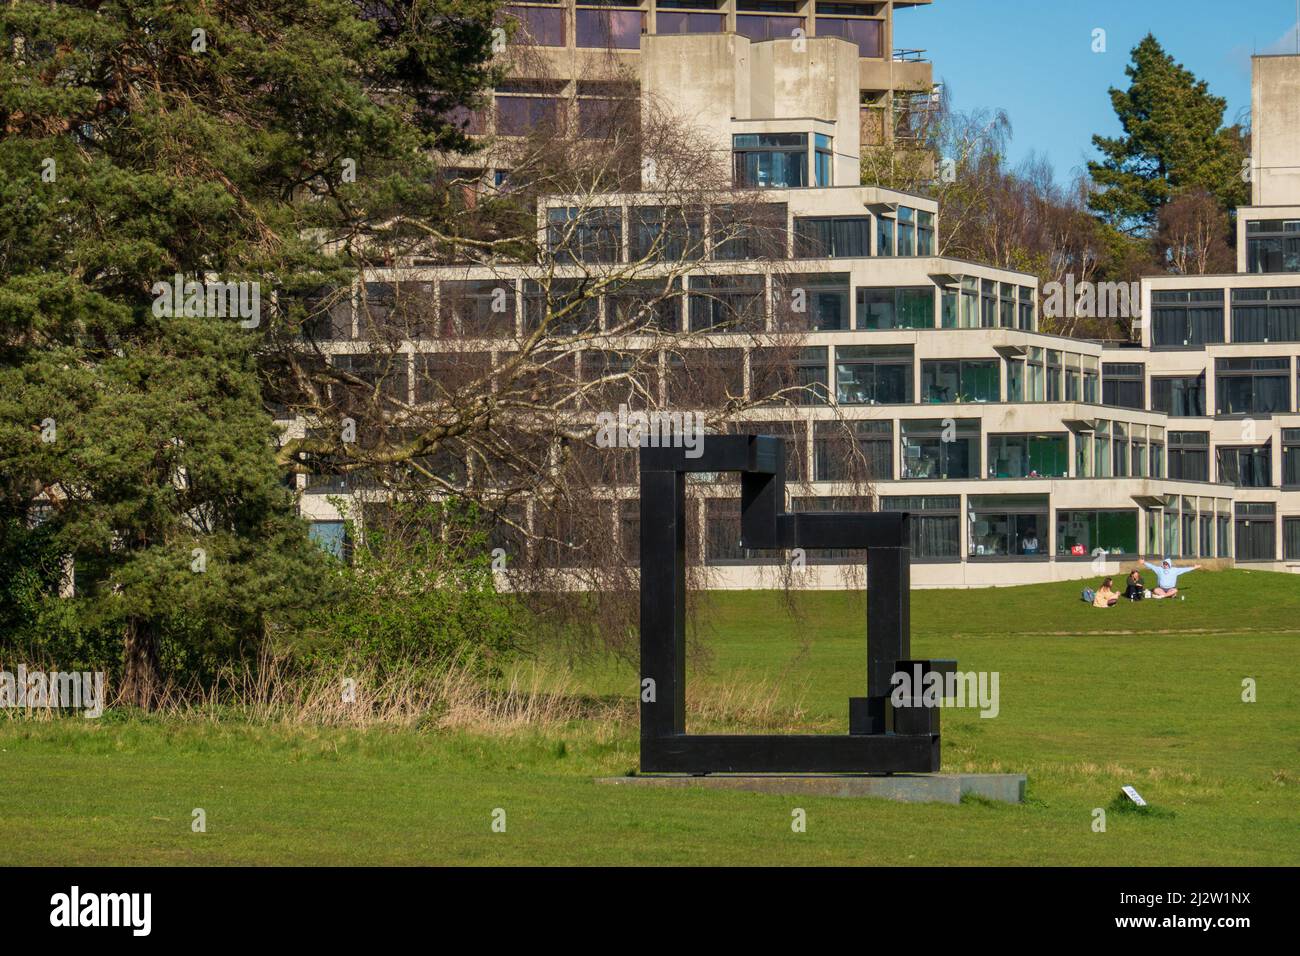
[460, 0, 934, 164]
[296, 39, 1300, 588]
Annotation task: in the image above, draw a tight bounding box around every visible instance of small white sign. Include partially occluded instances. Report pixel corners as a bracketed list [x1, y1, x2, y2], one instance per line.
[1121, 785, 1147, 807]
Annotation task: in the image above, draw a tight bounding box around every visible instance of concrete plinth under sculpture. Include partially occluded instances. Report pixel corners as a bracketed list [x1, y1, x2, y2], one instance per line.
[596, 773, 1027, 805]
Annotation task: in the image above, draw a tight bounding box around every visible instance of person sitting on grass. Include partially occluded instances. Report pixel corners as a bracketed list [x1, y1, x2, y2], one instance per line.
[1123, 569, 1146, 601]
[1092, 577, 1119, 608]
[1140, 556, 1201, 599]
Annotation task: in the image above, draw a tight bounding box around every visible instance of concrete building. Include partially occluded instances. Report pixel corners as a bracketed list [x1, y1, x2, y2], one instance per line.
[467, 0, 934, 157]
[296, 40, 1300, 587]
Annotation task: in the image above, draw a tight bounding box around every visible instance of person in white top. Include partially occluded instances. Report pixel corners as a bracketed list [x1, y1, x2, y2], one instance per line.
[1139, 556, 1201, 599]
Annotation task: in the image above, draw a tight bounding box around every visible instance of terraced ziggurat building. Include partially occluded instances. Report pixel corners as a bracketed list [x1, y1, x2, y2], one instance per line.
[292, 18, 1300, 587]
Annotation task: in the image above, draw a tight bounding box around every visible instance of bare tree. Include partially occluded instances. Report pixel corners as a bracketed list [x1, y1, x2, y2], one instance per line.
[265, 62, 853, 658]
[1155, 189, 1235, 276]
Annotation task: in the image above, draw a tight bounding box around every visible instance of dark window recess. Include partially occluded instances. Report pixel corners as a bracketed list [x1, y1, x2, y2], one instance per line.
[1217, 444, 1273, 488]
[1151, 374, 1206, 417]
[605, 278, 683, 332]
[546, 206, 622, 263]
[1284, 428, 1300, 487]
[750, 346, 829, 406]
[630, 206, 704, 262]
[1231, 287, 1300, 342]
[1150, 290, 1224, 347]
[813, 420, 892, 482]
[712, 203, 788, 260]
[1285, 516, 1300, 561]
[1235, 502, 1276, 561]
[1245, 219, 1300, 274]
[1102, 362, 1145, 409]
[880, 496, 960, 560]
[1214, 356, 1290, 416]
[689, 274, 766, 333]
[1167, 431, 1210, 482]
[773, 274, 851, 331]
[523, 279, 601, 335]
[793, 217, 871, 258]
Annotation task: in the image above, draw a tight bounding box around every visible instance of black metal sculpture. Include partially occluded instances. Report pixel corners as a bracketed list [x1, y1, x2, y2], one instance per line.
[639, 434, 954, 774]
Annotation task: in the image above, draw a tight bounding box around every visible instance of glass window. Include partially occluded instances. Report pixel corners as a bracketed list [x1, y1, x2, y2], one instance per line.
[1285, 517, 1300, 560]
[896, 207, 916, 256]
[1217, 444, 1273, 488]
[1083, 356, 1100, 404]
[793, 217, 870, 257]
[1056, 510, 1138, 558]
[733, 133, 807, 188]
[959, 277, 979, 328]
[1102, 363, 1145, 409]
[751, 346, 829, 406]
[689, 274, 766, 334]
[1214, 357, 1291, 416]
[814, 16, 883, 57]
[440, 279, 517, 337]
[656, 11, 725, 33]
[775, 273, 850, 332]
[1150, 289, 1225, 347]
[523, 279, 600, 334]
[1046, 349, 1063, 401]
[1230, 287, 1300, 342]
[1151, 374, 1207, 417]
[1000, 283, 1016, 328]
[630, 205, 704, 262]
[1065, 356, 1082, 402]
[881, 496, 960, 560]
[968, 495, 1049, 558]
[735, 14, 804, 41]
[605, 278, 683, 332]
[502, 5, 565, 46]
[496, 94, 564, 135]
[876, 216, 894, 257]
[576, 9, 643, 48]
[855, 287, 934, 330]
[712, 203, 788, 260]
[1235, 502, 1277, 561]
[835, 345, 914, 405]
[1018, 286, 1035, 330]
[917, 211, 935, 256]
[1167, 431, 1209, 482]
[980, 279, 997, 329]
[1006, 359, 1024, 402]
[546, 206, 622, 262]
[1245, 219, 1300, 274]
[814, 420, 892, 481]
[986, 433, 1069, 478]
[1027, 347, 1045, 402]
[1284, 428, 1300, 487]
[814, 134, 833, 187]
[308, 521, 350, 561]
[900, 419, 979, 479]
[921, 360, 999, 403]
[940, 290, 958, 328]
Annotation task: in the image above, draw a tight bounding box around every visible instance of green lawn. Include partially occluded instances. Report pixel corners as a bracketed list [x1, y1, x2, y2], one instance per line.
[1, 568, 1297, 865]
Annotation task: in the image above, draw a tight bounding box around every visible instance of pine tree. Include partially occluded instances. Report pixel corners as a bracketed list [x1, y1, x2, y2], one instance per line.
[1088, 34, 1249, 235]
[0, 0, 500, 704]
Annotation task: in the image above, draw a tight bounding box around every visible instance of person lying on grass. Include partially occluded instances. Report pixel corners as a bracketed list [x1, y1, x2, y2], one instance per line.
[1092, 577, 1119, 608]
[1139, 556, 1201, 599]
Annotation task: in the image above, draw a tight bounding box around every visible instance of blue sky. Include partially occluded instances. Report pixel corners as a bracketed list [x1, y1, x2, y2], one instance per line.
[893, 0, 1300, 184]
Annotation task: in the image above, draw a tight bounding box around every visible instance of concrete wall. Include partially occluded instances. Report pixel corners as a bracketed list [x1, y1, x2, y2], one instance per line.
[1251, 55, 1300, 206]
[641, 34, 862, 184]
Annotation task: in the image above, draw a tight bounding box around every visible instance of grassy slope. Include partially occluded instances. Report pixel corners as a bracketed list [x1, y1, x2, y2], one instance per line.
[1, 569, 1297, 865]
